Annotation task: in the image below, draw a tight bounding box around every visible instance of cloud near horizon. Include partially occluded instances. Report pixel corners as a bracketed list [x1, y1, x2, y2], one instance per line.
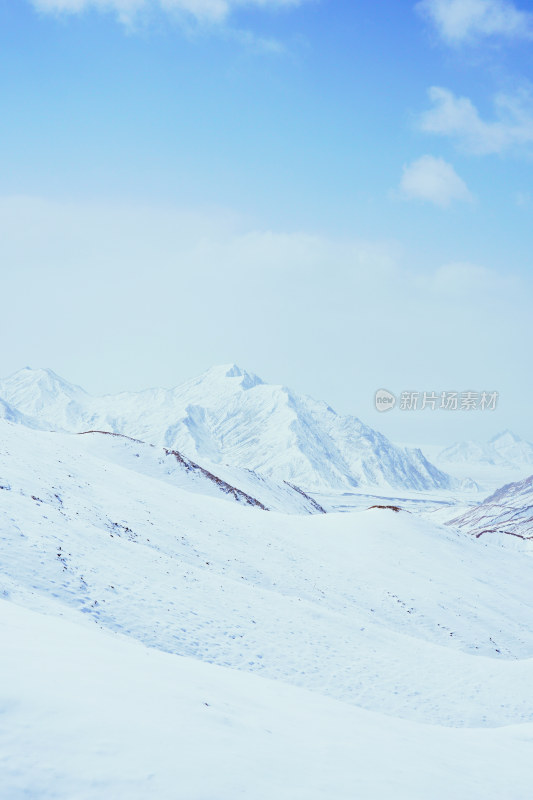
[399, 155, 473, 207]
[416, 0, 533, 44]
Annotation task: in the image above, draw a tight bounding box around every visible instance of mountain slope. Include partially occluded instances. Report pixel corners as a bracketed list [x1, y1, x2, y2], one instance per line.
[2, 419, 533, 730]
[3, 599, 533, 800]
[75, 429, 324, 514]
[0, 365, 453, 492]
[447, 473, 533, 544]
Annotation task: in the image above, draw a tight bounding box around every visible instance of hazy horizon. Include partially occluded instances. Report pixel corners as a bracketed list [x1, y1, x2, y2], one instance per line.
[1, 1, 532, 445]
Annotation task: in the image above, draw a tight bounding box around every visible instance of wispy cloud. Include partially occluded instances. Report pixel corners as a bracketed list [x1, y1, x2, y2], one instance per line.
[32, 0, 305, 26]
[420, 86, 533, 155]
[226, 26, 287, 54]
[399, 155, 473, 207]
[416, 0, 533, 45]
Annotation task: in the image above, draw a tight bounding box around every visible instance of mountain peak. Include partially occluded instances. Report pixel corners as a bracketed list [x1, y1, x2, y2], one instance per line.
[199, 363, 264, 390]
[5, 366, 84, 390]
[0, 367, 86, 420]
[224, 364, 246, 378]
[490, 430, 522, 445]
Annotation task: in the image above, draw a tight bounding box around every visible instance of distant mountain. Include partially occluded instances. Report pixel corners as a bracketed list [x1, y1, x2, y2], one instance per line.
[447, 474, 533, 543]
[0, 395, 42, 429]
[439, 431, 533, 470]
[0, 365, 453, 492]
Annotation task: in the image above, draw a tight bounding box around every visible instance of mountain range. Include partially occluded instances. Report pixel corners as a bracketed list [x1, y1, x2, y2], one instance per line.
[2, 367, 533, 797]
[0, 364, 453, 493]
[438, 430, 533, 470]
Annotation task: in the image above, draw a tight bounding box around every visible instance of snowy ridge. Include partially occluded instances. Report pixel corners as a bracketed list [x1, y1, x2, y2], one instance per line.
[447, 473, 533, 545]
[75, 430, 325, 514]
[0, 364, 454, 492]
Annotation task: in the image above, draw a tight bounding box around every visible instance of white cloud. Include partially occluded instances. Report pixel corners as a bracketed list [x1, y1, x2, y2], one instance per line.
[32, 0, 303, 25]
[399, 155, 473, 207]
[416, 0, 533, 44]
[420, 86, 533, 155]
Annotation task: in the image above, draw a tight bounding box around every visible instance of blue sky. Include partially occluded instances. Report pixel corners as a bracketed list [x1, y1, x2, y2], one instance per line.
[1, 0, 532, 444]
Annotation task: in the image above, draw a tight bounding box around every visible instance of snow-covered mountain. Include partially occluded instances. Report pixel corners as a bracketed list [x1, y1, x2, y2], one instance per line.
[0, 398, 533, 800]
[0, 365, 453, 492]
[0, 418, 323, 515]
[447, 473, 533, 545]
[2, 415, 533, 797]
[2, 418, 533, 714]
[439, 430, 533, 469]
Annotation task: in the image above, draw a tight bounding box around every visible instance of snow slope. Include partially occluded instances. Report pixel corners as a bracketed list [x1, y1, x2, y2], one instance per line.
[2, 599, 533, 800]
[448, 473, 533, 546]
[0, 365, 453, 492]
[76, 429, 325, 514]
[2, 420, 533, 730]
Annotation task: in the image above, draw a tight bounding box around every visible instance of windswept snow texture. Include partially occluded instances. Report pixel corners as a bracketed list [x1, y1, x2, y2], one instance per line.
[0, 365, 453, 491]
[448, 473, 533, 544]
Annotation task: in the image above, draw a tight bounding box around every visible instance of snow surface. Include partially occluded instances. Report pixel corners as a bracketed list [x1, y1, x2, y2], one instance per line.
[2, 599, 533, 800]
[2, 420, 533, 720]
[2, 417, 533, 796]
[0, 365, 453, 492]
